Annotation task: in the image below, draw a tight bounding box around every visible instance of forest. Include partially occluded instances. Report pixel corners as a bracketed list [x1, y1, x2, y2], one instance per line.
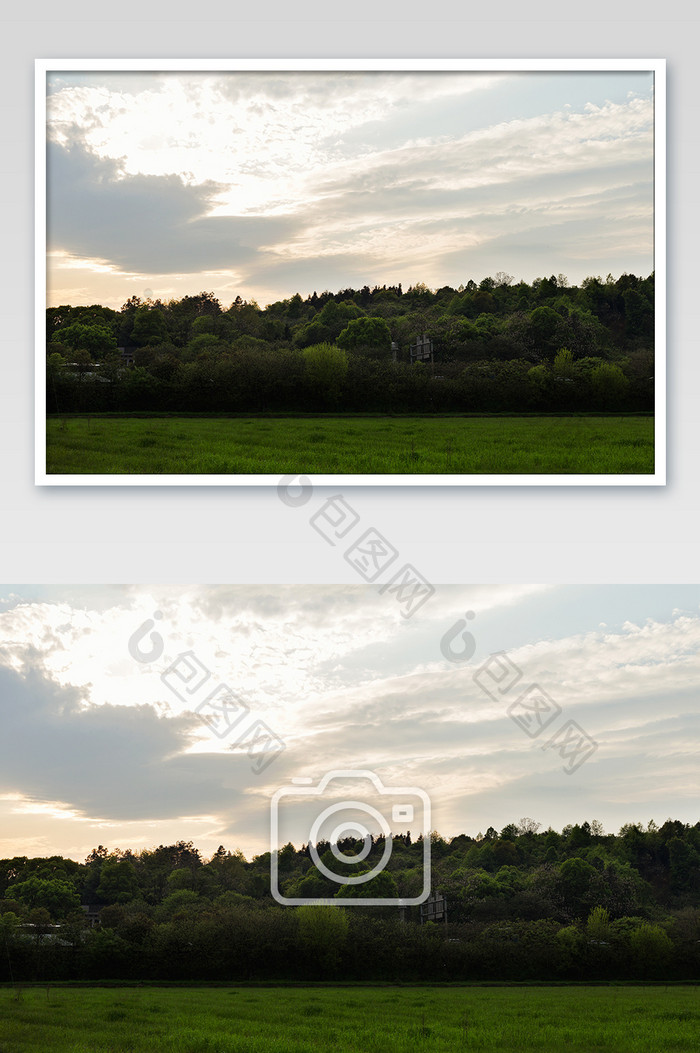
[45, 272, 655, 416]
[1, 816, 698, 983]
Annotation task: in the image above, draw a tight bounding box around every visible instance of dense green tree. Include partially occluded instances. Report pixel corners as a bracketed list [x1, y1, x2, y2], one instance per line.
[297, 905, 349, 974]
[529, 306, 561, 356]
[46, 275, 654, 416]
[586, 905, 611, 944]
[54, 322, 117, 357]
[623, 287, 653, 338]
[559, 858, 597, 917]
[668, 837, 700, 892]
[553, 347, 575, 379]
[4, 810, 700, 985]
[131, 307, 169, 346]
[591, 362, 629, 409]
[335, 868, 398, 899]
[96, 860, 139, 905]
[628, 922, 673, 977]
[302, 342, 348, 407]
[337, 316, 392, 356]
[6, 877, 80, 919]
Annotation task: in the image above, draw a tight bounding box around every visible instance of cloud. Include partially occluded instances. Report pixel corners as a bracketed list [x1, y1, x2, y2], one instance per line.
[0, 585, 550, 733]
[45, 71, 654, 304]
[47, 71, 506, 189]
[2, 586, 696, 858]
[47, 142, 302, 276]
[249, 100, 652, 282]
[0, 661, 266, 823]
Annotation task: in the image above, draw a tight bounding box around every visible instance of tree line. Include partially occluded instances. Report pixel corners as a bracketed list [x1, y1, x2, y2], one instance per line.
[1, 816, 697, 983]
[46, 273, 655, 416]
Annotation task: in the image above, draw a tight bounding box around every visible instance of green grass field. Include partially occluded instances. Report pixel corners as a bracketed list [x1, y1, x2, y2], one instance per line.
[1, 985, 696, 1052]
[45, 415, 655, 476]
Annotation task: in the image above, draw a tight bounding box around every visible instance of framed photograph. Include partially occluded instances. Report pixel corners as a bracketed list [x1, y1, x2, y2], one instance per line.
[36, 59, 665, 485]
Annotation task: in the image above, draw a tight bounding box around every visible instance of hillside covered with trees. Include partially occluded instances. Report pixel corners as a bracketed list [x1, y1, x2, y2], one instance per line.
[46, 272, 655, 416]
[2, 816, 697, 983]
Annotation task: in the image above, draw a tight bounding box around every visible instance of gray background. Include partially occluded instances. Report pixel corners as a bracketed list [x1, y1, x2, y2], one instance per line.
[2, 3, 696, 584]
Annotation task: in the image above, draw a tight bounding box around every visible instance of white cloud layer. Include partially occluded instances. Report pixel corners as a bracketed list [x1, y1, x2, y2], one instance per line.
[45, 70, 655, 308]
[0, 585, 697, 861]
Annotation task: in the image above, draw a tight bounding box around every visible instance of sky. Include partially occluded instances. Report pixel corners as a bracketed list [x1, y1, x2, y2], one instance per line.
[45, 68, 655, 311]
[0, 583, 698, 864]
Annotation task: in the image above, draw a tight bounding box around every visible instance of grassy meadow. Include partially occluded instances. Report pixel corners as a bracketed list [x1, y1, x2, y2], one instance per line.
[0, 984, 697, 1052]
[45, 414, 655, 476]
